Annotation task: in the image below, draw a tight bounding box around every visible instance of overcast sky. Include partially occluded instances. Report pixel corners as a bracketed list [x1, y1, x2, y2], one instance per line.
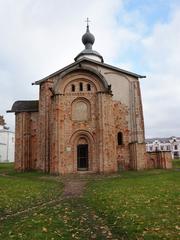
[0, 0, 180, 138]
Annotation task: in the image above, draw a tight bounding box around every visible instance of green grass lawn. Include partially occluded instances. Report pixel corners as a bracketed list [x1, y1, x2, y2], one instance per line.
[173, 158, 180, 169]
[0, 162, 14, 174]
[0, 163, 63, 218]
[0, 163, 179, 239]
[85, 170, 180, 239]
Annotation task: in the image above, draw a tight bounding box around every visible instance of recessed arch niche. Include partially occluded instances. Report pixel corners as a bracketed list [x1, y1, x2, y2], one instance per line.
[52, 67, 109, 95]
[72, 98, 91, 121]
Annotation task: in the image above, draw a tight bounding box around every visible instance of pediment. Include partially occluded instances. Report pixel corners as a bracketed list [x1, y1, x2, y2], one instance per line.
[34, 58, 145, 86]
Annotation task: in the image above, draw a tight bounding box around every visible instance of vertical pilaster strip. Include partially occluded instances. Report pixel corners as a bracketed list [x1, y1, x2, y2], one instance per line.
[97, 92, 104, 172]
[57, 95, 61, 173]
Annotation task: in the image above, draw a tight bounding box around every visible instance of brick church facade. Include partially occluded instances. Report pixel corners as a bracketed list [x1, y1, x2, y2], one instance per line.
[8, 24, 147, 174]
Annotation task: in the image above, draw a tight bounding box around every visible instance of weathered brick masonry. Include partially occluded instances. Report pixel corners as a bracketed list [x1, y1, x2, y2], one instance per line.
[8, 25, 148, 174]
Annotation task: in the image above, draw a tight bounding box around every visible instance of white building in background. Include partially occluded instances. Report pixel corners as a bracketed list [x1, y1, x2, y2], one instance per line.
[146, 137, 180, 159]
[0, 116, 15, 162]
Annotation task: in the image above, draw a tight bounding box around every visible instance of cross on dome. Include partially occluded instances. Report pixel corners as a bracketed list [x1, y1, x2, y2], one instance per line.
[85, 17, 90, 27]
[74, 19, 104, 63]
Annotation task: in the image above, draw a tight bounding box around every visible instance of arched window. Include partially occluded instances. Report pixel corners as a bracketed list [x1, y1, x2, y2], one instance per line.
[79, 82, 83, 91]
[117, 132, 123, 145]
[87, 84, 91, 91]
[71, 84, 75, 92]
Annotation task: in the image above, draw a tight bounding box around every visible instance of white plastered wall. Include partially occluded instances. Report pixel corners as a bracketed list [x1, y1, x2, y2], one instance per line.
[0, 127, 15, 162]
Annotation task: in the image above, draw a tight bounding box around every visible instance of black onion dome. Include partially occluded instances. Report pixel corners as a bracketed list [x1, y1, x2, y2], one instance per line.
[75, 24, 104, 62]
[82, 26, 95, 48]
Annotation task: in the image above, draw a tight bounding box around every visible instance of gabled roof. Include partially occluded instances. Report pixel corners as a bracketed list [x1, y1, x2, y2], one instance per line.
[34, 58, 146, 85]
[7, 100, 39, 113]
[146, 137, 180, 143]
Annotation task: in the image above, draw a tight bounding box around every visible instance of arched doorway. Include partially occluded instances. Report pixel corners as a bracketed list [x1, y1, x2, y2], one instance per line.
[77, 144, 88, 170]
[77, 137, 88, 171]
[69, 130, 95, 172]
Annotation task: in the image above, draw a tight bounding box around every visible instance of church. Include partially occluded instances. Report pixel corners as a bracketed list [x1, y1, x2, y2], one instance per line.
[8, 23, 147, 174]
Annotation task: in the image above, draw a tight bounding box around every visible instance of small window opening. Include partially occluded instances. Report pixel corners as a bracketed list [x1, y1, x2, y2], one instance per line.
[87, 84, 91, 91]
[71, 84, 75, 92]
[80, 82, 83, 91]
[117, 132, 123, 145]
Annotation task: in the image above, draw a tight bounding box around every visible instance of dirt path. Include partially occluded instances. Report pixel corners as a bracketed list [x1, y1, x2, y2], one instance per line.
[0, 177, 88, 221]
[60, 172, 121, 198]
[1, 174, 119, 239]
[61, 179, 116, 239]
[64, 199, 117, 240]
[62, 179, 87, 198]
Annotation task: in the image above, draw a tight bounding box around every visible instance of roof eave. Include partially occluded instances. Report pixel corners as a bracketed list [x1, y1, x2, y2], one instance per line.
[7, 109, 38, 113]
[33, 60, 81, 85]
[33, 58, 146, 85]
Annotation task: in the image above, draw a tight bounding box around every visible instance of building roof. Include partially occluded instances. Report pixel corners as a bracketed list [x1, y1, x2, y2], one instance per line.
[34, 22, 146, 85]
[146, 137, 180, 143]
[34, 57, 146, 85]
[7, 100, 39, 113]
[0, 129, 14, 134]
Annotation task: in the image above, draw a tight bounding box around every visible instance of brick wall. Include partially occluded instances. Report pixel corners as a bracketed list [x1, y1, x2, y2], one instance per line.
[13, 63, 147, 174]
[146, 151, 172, 169]
[0, 115, 5, 126]
[14, 112, 38, 171]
